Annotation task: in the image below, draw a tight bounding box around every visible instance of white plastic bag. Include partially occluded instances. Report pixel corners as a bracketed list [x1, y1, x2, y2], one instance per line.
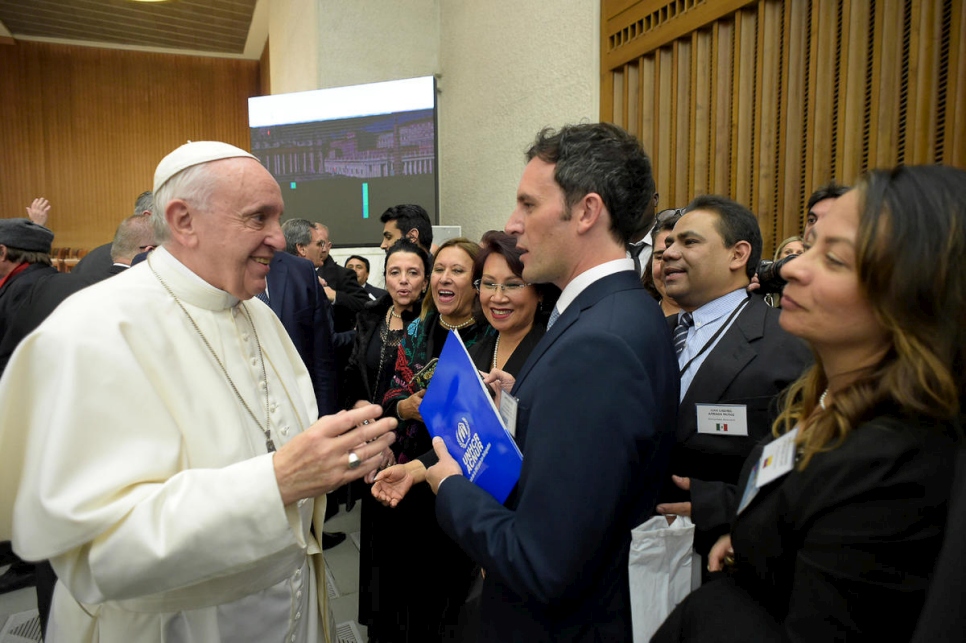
[628, 515, 699, 642]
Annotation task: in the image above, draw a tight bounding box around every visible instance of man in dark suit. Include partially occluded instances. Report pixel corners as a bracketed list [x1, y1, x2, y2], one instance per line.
[83, 215, 157, 284]
[425, 123, 679, 642]
[261, 250, 346, 549]
[281, 219, 368, 334]
[261, 251, 338, 417]
[654, 196, 810, 541]
[73, 191, 153, 278]
[0, 219, 57, 350]
[345, 255, 387, 301]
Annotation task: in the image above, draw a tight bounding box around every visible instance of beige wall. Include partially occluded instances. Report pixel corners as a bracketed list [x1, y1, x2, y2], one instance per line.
[268, 0, 321, 94]
[267, 0, 600, 243]
[438, 0, 600, 241]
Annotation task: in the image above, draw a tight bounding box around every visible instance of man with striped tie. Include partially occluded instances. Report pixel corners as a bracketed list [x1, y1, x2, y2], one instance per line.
[654, 195, 811, 560]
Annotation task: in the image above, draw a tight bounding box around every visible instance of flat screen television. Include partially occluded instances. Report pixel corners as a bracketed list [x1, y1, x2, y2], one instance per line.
[249, 76, 438, 248]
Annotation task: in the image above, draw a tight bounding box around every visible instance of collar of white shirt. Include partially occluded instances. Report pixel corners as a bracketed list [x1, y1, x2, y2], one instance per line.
[555, 258, 635, 316]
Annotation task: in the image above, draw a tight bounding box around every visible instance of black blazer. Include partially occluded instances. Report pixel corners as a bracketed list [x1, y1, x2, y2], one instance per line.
[0, 263, 59, 347]
[0, 272, 92, 377]
[656, 414, 960, 642]
[266, 252, 338, 416]
[316, 256, 369, 333]
[435, 271, 679, 642]
[70, 242, 112, 278]
[911, 445, 966, 642]
[363, 282, 388, 301]
[664, 296, 811, 502]
[341, 293, 417, 409]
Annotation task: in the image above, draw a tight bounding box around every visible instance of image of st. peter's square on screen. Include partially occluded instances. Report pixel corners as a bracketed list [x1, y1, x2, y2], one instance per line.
[249, 77, 438, 247]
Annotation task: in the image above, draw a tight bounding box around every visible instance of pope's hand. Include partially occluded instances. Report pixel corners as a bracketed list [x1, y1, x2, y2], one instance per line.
[273, 404, 395, 506]
[426, 437, 463, 494]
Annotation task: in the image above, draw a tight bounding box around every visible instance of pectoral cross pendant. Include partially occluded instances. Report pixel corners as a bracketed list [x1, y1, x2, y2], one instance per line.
[266, 438, 276, 453]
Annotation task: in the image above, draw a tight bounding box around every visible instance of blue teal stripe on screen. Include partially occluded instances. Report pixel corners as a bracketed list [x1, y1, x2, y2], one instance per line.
[362, 182, 369, 219]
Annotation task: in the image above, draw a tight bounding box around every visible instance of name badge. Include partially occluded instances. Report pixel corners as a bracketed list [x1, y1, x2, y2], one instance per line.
[695, 404, 749, 436]
[736, 460, 761, 515]
[499, 391, 519, 439]
[755, 427, 799, 487]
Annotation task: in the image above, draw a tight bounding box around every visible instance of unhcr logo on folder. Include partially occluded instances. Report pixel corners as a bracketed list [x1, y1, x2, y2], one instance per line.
[457, 418, 471, 448]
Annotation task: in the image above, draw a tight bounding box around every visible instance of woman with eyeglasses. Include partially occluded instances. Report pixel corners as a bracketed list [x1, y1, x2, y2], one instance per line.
[375, 237, 493, 643]
[653, 165, 966, 642]
[467, 232, 557, 374]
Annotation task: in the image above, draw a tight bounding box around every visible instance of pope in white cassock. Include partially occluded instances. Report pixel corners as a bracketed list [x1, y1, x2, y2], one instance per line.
[0, 142, 396, 643]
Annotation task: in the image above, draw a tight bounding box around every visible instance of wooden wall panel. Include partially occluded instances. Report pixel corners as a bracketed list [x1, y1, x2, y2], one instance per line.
[656, 47, 674, 203]
[838, 0, 870, 181]
[732, 9, 757, 207]
[602, 0, 966, 254]
[711, 20, 734, 196]
[689, 29, 712, 199]
[948, 0, 966, 165]
[672, 40, 692, 205]
[0, 41, 260, 249]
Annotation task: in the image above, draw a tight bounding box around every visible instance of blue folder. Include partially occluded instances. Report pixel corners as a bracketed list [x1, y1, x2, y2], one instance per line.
[420, 331, 523, 503]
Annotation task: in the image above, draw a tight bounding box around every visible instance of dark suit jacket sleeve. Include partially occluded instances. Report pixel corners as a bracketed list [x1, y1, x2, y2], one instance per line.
[330, 266, 369, 313]
[277, 255, 338, 417]
[312, 281, 338, 416]
[911, 448, 966, 642]
[689, 479, 737, 555]
[436, 329, 669, 605]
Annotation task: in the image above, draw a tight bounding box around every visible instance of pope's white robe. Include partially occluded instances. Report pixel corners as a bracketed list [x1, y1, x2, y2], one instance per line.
[0, 247, 332, 643]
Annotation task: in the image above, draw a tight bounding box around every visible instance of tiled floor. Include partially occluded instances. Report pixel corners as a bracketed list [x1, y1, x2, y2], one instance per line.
[0, 503, 365, 643]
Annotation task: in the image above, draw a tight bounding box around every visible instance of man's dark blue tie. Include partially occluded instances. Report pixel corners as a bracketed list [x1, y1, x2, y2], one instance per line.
[672, 312, 693, 356]
[255, 291, 269, 305]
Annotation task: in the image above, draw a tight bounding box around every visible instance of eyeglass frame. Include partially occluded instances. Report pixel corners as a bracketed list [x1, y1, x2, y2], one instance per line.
[473, 279, 532, 294]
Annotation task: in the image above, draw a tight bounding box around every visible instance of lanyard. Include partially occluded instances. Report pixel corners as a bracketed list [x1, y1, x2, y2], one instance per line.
[679, 296, 750, 376]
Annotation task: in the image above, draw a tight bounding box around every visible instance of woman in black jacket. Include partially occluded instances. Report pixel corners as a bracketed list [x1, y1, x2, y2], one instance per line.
[342, 239, 431, 643]
[655, 165, 966, 642]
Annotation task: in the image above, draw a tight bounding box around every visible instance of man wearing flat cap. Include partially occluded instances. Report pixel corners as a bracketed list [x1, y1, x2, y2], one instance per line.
[0, 141, 397, 643]
[0, 218, 56, 345]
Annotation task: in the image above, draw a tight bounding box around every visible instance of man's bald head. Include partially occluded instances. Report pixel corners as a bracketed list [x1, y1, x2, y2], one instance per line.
[111, 215, 156, 265]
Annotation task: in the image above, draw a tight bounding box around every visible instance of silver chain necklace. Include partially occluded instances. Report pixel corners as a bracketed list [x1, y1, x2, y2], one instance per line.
[149, 256, 275, 453]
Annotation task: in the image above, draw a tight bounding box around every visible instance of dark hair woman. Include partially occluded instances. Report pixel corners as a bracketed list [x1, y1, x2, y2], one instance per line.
[342, 240, 430, 642]
[654, 165, 966, 641]
[342, 240, 431, 409]
[374, 237, 493, 643]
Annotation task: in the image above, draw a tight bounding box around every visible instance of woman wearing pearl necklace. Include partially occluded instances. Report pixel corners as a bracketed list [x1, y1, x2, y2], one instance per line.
[377, 237, 493, 643]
